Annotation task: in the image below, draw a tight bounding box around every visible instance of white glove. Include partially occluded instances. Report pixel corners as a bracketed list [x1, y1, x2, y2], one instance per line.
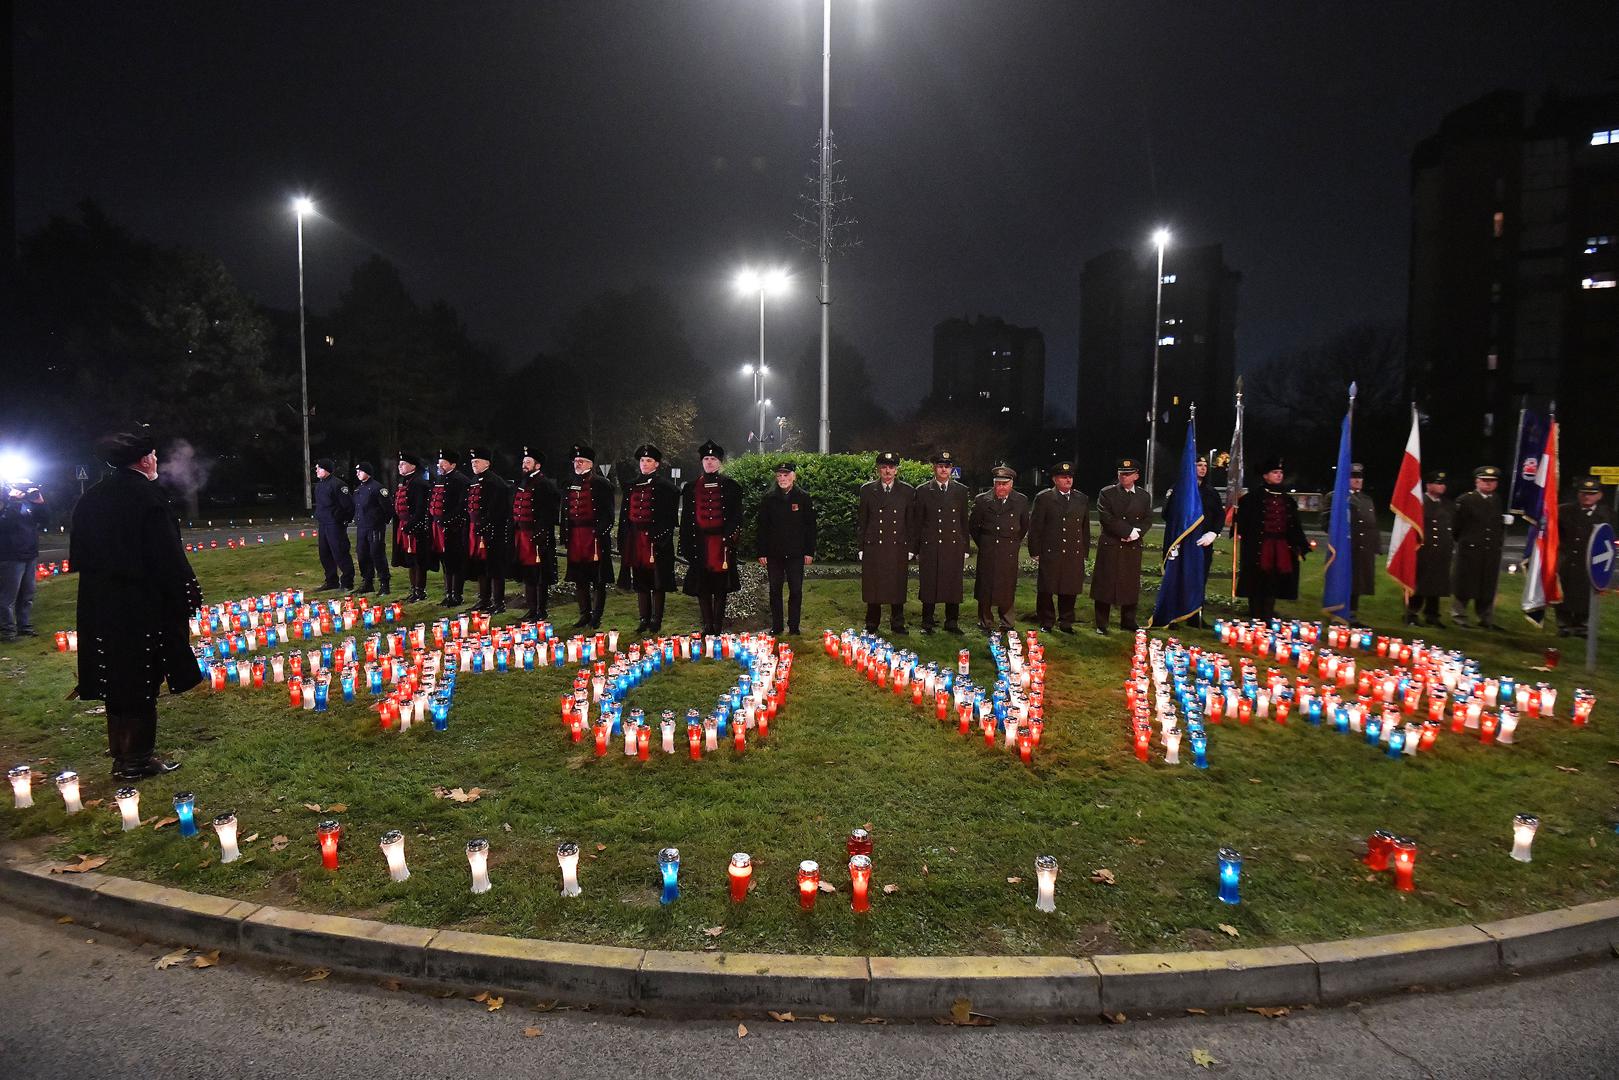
[1167, 545, 1179, 561]
[1197, 531, 1217, 547]
[1128, 528, 1141, 542]
[1501, 514, 1514, 525]
[857, 551, 863, 562]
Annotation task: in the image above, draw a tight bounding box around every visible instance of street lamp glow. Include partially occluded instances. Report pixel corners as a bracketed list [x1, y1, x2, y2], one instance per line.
[1152, 227, 1171, 250]
[763, 268, 790, 295]
[736, 268, 761, 293]
[293, 196, 315, 217]
[1145, 226, 1173, 501]
[741, 363, 755, 376]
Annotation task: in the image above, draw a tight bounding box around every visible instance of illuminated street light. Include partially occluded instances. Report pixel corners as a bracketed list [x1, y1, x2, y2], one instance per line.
[1145, 227, 1171, 502]
[293, 196, 316, 511]
[737, 268, 790, 449]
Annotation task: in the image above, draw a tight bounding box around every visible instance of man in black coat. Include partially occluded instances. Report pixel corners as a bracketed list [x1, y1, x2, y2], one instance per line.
[1028, 460, 1091, 633]
[561, 444, 616, 628]
[392, 452, 433, 603]
[681, 439, 745, 635]
[617, 444, 680, 634]
[1405, 470, 1454, 627]
[466, 447, 514, 614]
[71, 432, 202, 779]
[1161, 453, 1226, 625]
[912, 449, 971, 634]
[1450, 465, 1506, 629]
[755, 460, 818, 635]
[429, 449, 473, 607]
[352, 462, 393, 595]
[1234, 456, 1309, 620]
[312, 458, 355, 592]
[511, 447, 560, 622]
[1556, 476, 1615, 636]
[0, 477, 46, 642]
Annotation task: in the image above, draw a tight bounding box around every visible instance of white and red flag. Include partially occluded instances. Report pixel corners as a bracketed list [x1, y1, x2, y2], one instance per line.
[1521, 419, 1562, 624]
[1386, 405, 1423, 596]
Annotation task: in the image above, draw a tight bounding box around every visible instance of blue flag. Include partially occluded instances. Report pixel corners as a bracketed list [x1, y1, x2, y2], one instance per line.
[1321, 386, 1357, 621]
[1150, 415, 1207, 628]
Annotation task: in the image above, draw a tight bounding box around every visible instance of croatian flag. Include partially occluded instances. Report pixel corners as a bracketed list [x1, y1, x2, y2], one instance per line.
[1520, 419, 1562, 625]
[1385, 406, 1423, 597]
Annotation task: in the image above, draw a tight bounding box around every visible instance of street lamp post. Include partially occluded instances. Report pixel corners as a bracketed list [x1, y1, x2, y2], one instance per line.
[818, 0, 832, 454]
[1145, 227, 1170, 503]
[737, 268, 788, 450]
[294, 196, 315, 511]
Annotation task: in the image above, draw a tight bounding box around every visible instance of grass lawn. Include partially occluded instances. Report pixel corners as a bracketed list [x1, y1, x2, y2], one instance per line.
[3, 535, 1617, 958]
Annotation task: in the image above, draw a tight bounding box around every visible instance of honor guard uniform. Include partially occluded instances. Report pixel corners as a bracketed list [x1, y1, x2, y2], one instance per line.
[392, 452, 433, 602]
[1235, 456, 1309, 620]
[1028, 460, 1091, 633]
[352, 461, 394, 595]
[466, 447, 513, 614]
[1556, 476, 1614, 636]
[857, 451, 914, 634]
[1450, 465, 1506, 628]
[511, 447, 561, 622]
[1091, 457, 1152, 633]
[754, 460, 818, 635]
[681, 439, 744, 635]
[1161, 453, 1226, 623]
[429, 449, 473, 607]
[911, 449, 971, 634]
[561, 444, 616, 628]
[1405, 470, 1454, 627]
[970, 465, 1031, 631]
[312, 458, 355, 592]
[617, 443, 680, 633]
[1320, 462, 1381, 621]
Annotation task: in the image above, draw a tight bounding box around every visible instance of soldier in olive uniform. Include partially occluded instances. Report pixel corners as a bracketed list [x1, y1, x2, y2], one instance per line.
[1556, 476, 1615, 636]
[560, 444, 616, 628]
[911, 449, 971, 634]
[969, 465, 1030, 631]
[1320, 462, 1381, 621]
[465, 447, 513, 614]
[857, 451, 914, 635]
[1450, 465, 1506, 628]
[618, 444, 680, 634]
[1404, 470, 1454, 627]
[511, 447, 560, 623]
[1027, 461, 1091, 633]
[1091, 457, 1152, 633]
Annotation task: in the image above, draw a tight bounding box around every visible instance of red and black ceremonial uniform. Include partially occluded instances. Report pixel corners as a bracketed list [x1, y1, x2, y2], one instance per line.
[429, 462, 472, 605]
[391, 458, 433, 602]
[511, 464, 560, 619]
[466, 461, 513, 613]
[680, 460, 743, 635]
[561, 464, 615, 626]
[617, 462, 680, 632]
[1235, 476, 1308, 620]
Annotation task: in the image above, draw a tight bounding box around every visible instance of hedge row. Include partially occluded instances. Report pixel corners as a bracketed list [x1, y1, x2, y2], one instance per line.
[723, 452, 934, 562]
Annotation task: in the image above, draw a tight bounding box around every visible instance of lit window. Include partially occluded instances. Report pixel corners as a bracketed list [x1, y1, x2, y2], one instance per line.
[1158, 336, 1176, 346]
[1483, 413, 1494, 437]
[1591, 129, 1619, 145]
[1000, 406, 1011, 413]
[1486, 352, 1498, 371]
[979, 390, 991, 399]
[1586, 236, 1615, 255]
[1161, 273, 1177, 284]
[1492, 211, 1504, 238]
[1583, 276, 1617, 290]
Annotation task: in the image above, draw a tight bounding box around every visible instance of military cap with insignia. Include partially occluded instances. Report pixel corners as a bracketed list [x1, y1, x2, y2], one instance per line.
[1473, 465, 1501, 479]
[991, 465, 1016, 481]
[698, 439, 725, 460]
[571, 443, 595, 462]
[634, 444, 663, 462]
[468, 446, 492, 463]
[398, 450, 423, 468]
[436, 448, 462, 464]
[1423, 469, 1448, 484]
[1116, 457, 1140, 473]
[1195, 453, 1209, 466]
[1576, 476, 1603, 493]
[519, 446, 543, 467]
[1349, 462, 1365, 478]
[930, 449, 955, 465]
[774, 460, 796, 474]
[1050, 461, 1074, 477]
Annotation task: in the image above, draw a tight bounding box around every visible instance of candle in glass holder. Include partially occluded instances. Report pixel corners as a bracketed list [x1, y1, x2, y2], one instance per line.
[174, 792, 198, 837]
[660, 711, 676, 754]
[557, 840, 583, 896]
[1385, 726, 1405, 758]
[467, 838, 492, 894]
[55, 770, 82, 814]
[1572, 689, 1594, 726]
[728, 852, 753, 902]
[797, 860, 820, 910]
[687, 722, 702, 760]
[658, 847, 681, 905]
[1479, 714, 1497, 745]
[1163, 729, 1181, 765]
[1364, 830, 1396, 871]
[1510, 814, 1539, 863]
[704, 716, 719, 752]
[1034, 854, 1058, 912]
[1189, 730, 1208, 769]
[9, 765, 33, 808]
[1391, 837, 1417, 891]
[638, 724, 652, 760]
[1217, 848, 1242, 905]
[213, 811, 241, 863]
[848, 828, 873, 858]
[115, 786, 141, 830]
[316, 820, 341, 870]
[1497, 709, 1518, 745]
[848, 854, 872, 913]
[380, 830, 410, 882]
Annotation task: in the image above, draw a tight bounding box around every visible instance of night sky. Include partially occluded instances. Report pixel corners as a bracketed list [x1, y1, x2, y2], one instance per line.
[15, 1, 1618, 430]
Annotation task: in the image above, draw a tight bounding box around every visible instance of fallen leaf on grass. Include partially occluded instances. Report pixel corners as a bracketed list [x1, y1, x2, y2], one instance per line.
[380, 978, 402, 992]
[55, 915, 73, 924]
[1185, 1008, 1207, 1016]
[522, 1026, 543, 1038]
[303, 803, 323, 812]
[532, 1000, 558, 1012]
[1247, 1006, 1289, 1018]
[432, 786, 484, 803]
[1450, 897, 1471, 907]
[152, 816, 179, 830]
[595, 842, 606, 851]
[817, 1014, 836, 1023]
[270, 835, 290, 851]
[703, 926, 725, 937]
[242, 833, 260, 844]
[882, 883, 900, 895]
[817, 880, 837, 893]
[1591, 837, 1599, 849]
[1192, 1048, 1219, 1068]
[485, 995, 504, 1012]
[1090, 868, 1117, 886]
[502, 822, 513, 833]
[50, 854, 108, 874]
[1218, 924, 1240, 938]
[196, 858, 212, 869]
[1127, 836, 1146, 846]
[1006, 876, 1023, 885]
[155, 949, 191, 970]
[81, 798, 105, 809]
[1555, 766, 1580, 774]
[737, 1023, 748, 1038]
[768, 1011, 796, 1022]
[326, 803, 348, 814]
[1248, 778, 1263, 785]
[920, 863, 929, 876]
[1607, 760, 1619, 767]
[303, 968, 330, 982]
[192, 950, 220, 969]
[1292, 853, 1313, 863]
[473, 991, 490, 1002]
[1101, 1011, 1127, 1025]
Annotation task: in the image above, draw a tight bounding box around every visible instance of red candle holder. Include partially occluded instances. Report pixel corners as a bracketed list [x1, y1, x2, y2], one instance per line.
[849, 855, 872, 913]
[1479, 715, 1497, 745]
[688, 725, 702, 760]
[847, 828, 873, 858]
[1019, 726, 1035, 764]
[1392, 838, 1417, 891]
[935, 691, 949, 721]
[958, 704, 971, 735]
[317, 820, 341, 870]
[1132, 727, 1150, 762]
[1364, 830, 1396, 871]
[637, 725, 651, 761]
[732, 724, 745, 755]
[594, 722, 609, 757]
[797, 860, 820, 910]
[728, 853, 752, 902]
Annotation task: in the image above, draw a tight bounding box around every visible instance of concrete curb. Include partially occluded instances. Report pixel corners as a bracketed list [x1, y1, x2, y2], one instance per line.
[2, 860, 1615, 1019]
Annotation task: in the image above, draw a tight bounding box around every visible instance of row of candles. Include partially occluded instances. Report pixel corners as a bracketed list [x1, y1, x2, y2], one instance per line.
[822, 628, 1049, 764]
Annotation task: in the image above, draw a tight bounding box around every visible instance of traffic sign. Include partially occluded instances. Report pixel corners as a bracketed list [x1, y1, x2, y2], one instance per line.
[1590, 522, 1616, 592]
[75, 465, 89, 481]
[1589, 466, 1619, 483]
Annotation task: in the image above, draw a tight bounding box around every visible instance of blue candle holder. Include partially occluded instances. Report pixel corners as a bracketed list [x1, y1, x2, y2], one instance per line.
[1333, 705, 1349, 733]
[1386, 728, 1405, 758]
[431, 694, 450, 731]
[1217, 848, 1241, 904]
[174, 792, 198, 838]
[340, 672, 355, 702]
[314, 678, 329, 712]
[1365, 717, 1381, 745]
[1190, 731, 1209, 769]
[320, 642, 333, 668]
[657, 847, 680, 905]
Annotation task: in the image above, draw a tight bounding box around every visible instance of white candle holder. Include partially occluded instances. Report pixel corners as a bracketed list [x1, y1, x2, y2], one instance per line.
[56, 771, 82, 814]
[557, 841, 582, 897]
[1034, 854, 1059, 912]
[1497, 709, 1518, 745]
[467, 838, 492, 894]
[1164, 729, 1181, 765]
[213, 812, 241, 862]
[380, 830, 410, 882]
[115, 786, 141, 831]
[1511, 814, 1538, 863]
[9, 765, 33, 809]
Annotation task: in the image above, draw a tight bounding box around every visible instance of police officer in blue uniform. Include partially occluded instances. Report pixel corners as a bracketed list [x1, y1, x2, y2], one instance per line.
[313, 458, 355, 592]
[352, 461, 393, 595]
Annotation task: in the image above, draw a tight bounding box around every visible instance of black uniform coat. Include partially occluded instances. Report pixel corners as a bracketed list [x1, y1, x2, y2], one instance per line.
[1321, 490, 1381, 596]
[1451, 489, 1505, 602]
[1091, 484, 1153, 606]
[511, 470, 561, 585]
[69, 469, 203, 703]
[681, 472, 744, 595]
[970, 489, 1031, 608]
[912, 479, 972, 605]
[391, 470, 432, 570]
[352, 478, 393, 533]
[466, 470, 513, 574]
[313, 474, 354, 527]
[429, 469, 472, 560]
[617, 472, 680, 592]
[1557, 500, 1616, 621]
[1235, 486, 1309, 601]
[857, 480, 914, 605]
[560, 472, 616, 585]
[1028, 487, 1092, 596]
[754, 484, 818, 560]
[1414, 495, 1455, 597]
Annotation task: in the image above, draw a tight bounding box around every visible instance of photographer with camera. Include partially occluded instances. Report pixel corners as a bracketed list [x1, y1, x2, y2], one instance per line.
[0, 476, 46, 642]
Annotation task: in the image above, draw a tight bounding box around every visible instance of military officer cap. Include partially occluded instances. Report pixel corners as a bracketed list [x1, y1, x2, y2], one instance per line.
[1424, 469, 1448, 484]
[1195, 453, 1209, 467]
[571, 443, 595, 462]
[1349, 462, 1365, 478]
[1259, 455, 1286, 473]
[398, 450, 423, 468]
[875, 451, 900, 467]
[1576, 476, 1603, 493]
[1116, 457, 1140, 473]
[634, 444, 663, 462]
[930, 450, 955, 465]
[355, 460, 375, 476]
[436, 448, 462, 464]
[96, 431, 157, 469]
[520, 446, 543, 467]
[1473, 465, 1502, 479]
[991, 464, 1016, 481]
[1050, 461, 1075, 477]
[698, 439, 725, 460]
[774, 460, 796, 474]
[468, 446, 492, 463]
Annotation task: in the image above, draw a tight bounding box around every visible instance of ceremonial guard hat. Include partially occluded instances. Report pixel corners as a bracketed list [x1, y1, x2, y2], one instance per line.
[634, 444, 663, 462]
[1473, 465, 1502, 479]
[571, 444, 595, 462]
[436, 448, 462, 464]
[1116, 456, 1140, 473]
[698, 440, 725, 460]
[1050, 461, 1075, 477]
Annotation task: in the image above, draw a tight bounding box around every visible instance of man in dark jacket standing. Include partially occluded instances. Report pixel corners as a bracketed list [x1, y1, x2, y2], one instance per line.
[1091, 457, 1152, 633]
[562, 444, 616, 628]
[912, 450, 971, 634]
[0, 476, 45, 641]
[1450, 465, 1506, 628]
[681, 440, 745, 635]
[1405, 470, 1454, 627]
[1161, 453, 1226, 623]
[1556, 476, 1614, 636]
[970, 465, 1031, 631]
[313, 458, 354, 592]
[1235, 457, 1309, 620]
[1028, 460, 1090, 633]
[617, 444, 680, 633]
[71, 432, 202, 779]
[429, 449, 473, 607]
[511, 447, 560, 623]
[755, 460, 817, 635]
[392, 452, 433, 603]
[857, 451, 913, 635]
[1320, 462, 1381, 621]
[466, 447, 513, 614]
[352, 462, 392, 595]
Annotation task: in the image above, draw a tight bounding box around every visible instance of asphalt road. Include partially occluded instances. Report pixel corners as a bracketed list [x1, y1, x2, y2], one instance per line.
[1, 906, 1614, 1080]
